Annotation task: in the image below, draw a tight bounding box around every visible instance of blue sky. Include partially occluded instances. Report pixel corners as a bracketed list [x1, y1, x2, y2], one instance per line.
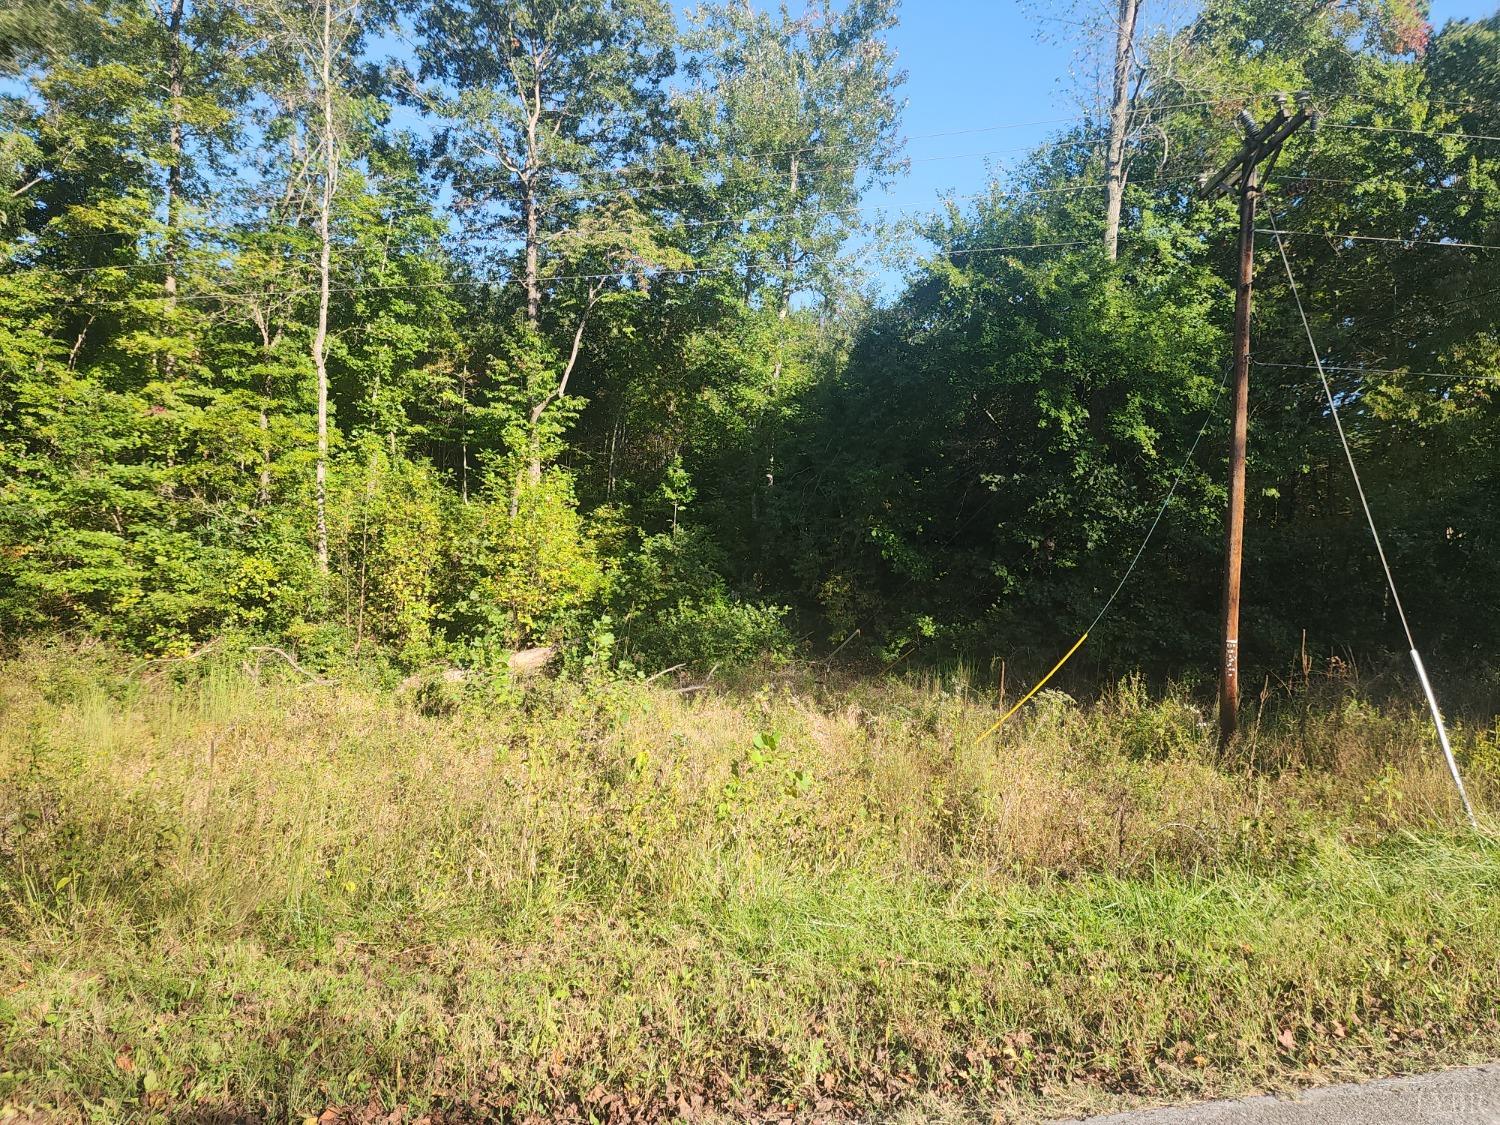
[377, 0, 1495, 297]
[863, 0, 1499, 232]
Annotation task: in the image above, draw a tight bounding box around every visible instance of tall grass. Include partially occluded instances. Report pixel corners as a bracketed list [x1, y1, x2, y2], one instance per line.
[1, 642, 1497, 1121]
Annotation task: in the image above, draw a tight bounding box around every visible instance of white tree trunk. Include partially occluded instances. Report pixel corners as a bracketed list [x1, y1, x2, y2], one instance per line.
[313, 0, 340, 572]
[163, 0, 183, 319]
[1103, 0, 1141, 261]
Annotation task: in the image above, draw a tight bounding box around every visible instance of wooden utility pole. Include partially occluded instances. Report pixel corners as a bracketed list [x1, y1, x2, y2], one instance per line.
[1197, 95, 1312, 747]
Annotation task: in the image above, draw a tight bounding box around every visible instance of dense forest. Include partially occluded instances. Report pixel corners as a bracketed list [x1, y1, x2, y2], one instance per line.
[2, 0, 1497, 688]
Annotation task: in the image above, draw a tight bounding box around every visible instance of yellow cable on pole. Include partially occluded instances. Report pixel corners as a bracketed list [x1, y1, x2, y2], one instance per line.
[975, 632, 1089, 744]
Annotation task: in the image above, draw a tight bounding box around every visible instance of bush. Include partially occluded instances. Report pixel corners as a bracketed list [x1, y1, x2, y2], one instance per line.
[638, 593, 791, 668]
[610, 527, 791, 668]
[445, 468, 603, 649]
[328, 445, 449, 661]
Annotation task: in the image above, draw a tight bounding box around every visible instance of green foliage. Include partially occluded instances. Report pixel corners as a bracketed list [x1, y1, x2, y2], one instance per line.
[0, 0, 1498, 690]
[447, 470, 603, 649]
[767, 238, 1225, 662]
[610, 526, 791, 668]
[329, 443, 448, 660]
[678, 0, 905, 309]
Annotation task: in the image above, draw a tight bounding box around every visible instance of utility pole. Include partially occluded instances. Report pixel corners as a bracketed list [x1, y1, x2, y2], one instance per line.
[1197, 94, 1313, 748]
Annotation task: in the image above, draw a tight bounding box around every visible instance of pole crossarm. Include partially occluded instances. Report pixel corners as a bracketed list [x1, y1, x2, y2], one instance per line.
[1197, 94, 1313, 200]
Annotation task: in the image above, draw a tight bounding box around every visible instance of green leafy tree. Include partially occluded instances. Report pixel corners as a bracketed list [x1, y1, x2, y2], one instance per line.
[410, 0, 680, 492]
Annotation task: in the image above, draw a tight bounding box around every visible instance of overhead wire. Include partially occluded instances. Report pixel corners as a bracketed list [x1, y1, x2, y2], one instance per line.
[46, 234, 1106, 310]
[1255, 360, 1500, 383]
[12, 93, 1497, 255]
[440, 134, 1105, 210]
[16, 176, 1202, 280]
[22, 85, 1500, 276]
[38, 116, 1500, 284]
[1319, 122, 1500, 144]
[1268, 171, 1500, 196]
[1256, 229, 1500, 251]
[384, 96, 1237, 197]
[529, 176, 1190, 245]
[33, 211, 1498, 291]
[9, 65, 1500, 759]
[394, 101, 1500, 209]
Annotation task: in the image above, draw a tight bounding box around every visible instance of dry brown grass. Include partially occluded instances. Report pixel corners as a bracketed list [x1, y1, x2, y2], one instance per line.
[1, 642, 1498, 1122]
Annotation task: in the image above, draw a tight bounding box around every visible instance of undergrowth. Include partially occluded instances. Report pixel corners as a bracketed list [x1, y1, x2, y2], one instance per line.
[1, 642, 1497, 1122]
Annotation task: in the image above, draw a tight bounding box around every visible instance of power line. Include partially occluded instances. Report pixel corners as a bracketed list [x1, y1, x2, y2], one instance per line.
[1144, 80, 1488, 117]
[1319, 122, 1500, 144]
[435, 89, 1496, 209]
[1332, 284, 1500, 338]
[534, 176, 1189, 246]
[0, 126, 1151, 251]
[212, 104, 1486, 216]
[380, 93, 1235, 196]
[1258, 229, 1500, 251]
[53, 234, 1101, 309]
[446, 134, 1106, 211]
[22, 209, 1497, 287]
[15, 96, 1498, 252]
[27, 101, 1499, 261]
[974, 363, 1232, 743]
[407, 80, 1492, 194]
[1255, 360, 1500, 382]
[18, 175, 1203, 280]
[18, 199, 1497, 287]
[195, 96, 1214, 212]
[1082, 367, 1230, 638]
[1269, 171, 1500, 196]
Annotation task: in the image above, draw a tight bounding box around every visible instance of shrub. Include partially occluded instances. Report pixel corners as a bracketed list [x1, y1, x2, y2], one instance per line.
[610, 527, 791, 668]
[445, 468, 603, 649]
[328, 445, 448, 661]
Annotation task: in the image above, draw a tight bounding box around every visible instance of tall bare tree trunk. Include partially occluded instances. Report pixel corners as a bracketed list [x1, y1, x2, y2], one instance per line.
[257, 324, 273, 507]
[259, 402, 272, 505]
[458, 366, 470, 503]
[312, 0, 339, 572]
[1102, 0, 1141, 261]
[163, 0, 184, 328]
[764, 152, 799, 493]
[777, 152, 799, 321]
[523, 192, 540, 326]
[157, 0, 186, 498]
[520, 98, 545, 500]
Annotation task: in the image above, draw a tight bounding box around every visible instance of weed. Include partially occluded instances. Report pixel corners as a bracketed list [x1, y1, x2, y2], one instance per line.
[0, 641, 1496, 1122]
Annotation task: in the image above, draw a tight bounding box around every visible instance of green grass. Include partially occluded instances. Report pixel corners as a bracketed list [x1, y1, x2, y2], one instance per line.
[2, 643, 1498, 1121]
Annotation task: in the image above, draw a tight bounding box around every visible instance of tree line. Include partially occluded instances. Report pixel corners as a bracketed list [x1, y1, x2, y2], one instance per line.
[1, 0, 1497, 686]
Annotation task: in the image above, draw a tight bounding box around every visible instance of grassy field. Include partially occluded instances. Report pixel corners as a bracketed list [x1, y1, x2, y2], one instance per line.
[2, 642, 1499, 1122]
